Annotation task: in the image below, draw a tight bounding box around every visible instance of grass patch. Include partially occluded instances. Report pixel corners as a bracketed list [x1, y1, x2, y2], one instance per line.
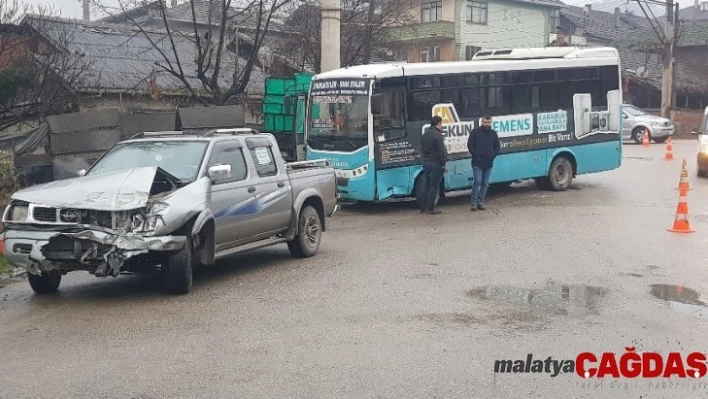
[0, 255, 12, 274]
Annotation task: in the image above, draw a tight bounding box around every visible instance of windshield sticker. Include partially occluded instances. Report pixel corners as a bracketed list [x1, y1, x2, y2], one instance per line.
[254, 147, 271, 165]
[313, 95, 352, 104]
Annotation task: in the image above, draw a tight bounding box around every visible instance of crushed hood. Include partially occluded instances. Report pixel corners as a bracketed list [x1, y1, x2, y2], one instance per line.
[11, 166, 162, 211]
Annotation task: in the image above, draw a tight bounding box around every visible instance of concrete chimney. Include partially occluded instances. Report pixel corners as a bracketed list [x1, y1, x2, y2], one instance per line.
[320, 0, 341, 73]
[614, 7, 620, 27]
[83, 0, 90, 21]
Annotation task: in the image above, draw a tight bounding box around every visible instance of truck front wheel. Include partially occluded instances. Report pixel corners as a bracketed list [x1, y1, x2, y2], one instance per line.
[164, 236, 193, 295]
[27, 270, 61, 294]
[288, 205, 322, 258]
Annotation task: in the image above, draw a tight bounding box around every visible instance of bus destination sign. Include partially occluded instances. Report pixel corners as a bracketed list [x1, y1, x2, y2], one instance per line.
[311, 79, 369, 96]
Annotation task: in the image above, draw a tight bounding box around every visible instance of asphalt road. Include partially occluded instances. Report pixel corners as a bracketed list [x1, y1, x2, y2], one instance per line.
[1, 139, 707, 398]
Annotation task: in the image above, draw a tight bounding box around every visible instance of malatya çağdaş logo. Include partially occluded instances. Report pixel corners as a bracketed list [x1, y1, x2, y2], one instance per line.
[494, 348, 708, 378]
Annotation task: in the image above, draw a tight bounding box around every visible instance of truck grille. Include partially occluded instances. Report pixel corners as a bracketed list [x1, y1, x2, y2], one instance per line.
[32, 207, 58, 222]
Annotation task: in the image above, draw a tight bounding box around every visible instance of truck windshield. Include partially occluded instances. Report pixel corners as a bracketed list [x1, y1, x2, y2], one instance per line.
[87, 141, 209, 182]
[308, 94, 368, 151]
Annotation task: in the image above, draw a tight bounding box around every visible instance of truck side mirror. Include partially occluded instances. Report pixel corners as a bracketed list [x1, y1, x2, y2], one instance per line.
[370, 94, 382, 116]
[207, 164, 232, 183]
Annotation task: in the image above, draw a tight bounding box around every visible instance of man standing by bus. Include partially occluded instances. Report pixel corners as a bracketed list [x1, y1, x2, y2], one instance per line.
[420, 115, 448, 214]
[467, 115, 500, 211]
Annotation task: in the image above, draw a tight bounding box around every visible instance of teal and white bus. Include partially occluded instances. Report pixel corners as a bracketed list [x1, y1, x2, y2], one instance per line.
[304, 47, 623, 204]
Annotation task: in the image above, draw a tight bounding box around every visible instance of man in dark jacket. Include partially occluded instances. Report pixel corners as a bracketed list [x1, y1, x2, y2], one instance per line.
[420, 115, 448, 214]
[467, 115, 500, 211]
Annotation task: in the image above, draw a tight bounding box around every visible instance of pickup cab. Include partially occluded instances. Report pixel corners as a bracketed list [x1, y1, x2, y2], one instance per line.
[1, 129, 339, 294]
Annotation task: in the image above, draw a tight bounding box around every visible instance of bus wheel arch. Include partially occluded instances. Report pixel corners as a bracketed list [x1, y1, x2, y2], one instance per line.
[537, 152, 576, 191]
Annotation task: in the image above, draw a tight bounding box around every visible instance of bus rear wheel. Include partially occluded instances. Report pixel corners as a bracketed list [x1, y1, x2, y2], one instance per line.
[537, 156, 574, 191]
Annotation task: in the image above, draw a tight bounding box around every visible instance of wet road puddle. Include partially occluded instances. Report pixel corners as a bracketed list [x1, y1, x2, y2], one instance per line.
[415, 281, 608, 331]
[650, 284, 708, 319]
[467, 281, 608, 317]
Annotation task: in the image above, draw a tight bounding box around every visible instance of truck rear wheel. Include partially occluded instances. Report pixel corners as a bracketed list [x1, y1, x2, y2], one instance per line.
[164, 236, 193, 295]
[288, 205, 321, 258]
[27, 270, 61, 294]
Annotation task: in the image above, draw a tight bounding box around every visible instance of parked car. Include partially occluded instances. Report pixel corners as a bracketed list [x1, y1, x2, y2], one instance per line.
[621, 104, 675, 144]
[695, 106, 708, 177]
[1, 129, 339, 295]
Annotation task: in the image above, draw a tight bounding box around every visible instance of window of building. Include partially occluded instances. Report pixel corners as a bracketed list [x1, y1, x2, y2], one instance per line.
[550, 9, 561, 31]
[206, 141, 248, 183]
[465, 45, 481, 60]
[393, 49, 408, 61]
[421, 1, 442, 22]
[466, 1, 487, 24]
[420, 46, 441, 62]
[248, 145, 278, 177]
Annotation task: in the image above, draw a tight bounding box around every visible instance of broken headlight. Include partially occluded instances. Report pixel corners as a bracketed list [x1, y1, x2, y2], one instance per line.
[131, 202, 168, 233]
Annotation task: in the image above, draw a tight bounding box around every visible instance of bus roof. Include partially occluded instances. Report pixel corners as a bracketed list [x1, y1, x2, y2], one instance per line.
[312, 47, 620, 81]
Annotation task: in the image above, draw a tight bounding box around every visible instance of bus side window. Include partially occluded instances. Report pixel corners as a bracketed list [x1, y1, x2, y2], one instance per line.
[409, 91, 440, 121]
[374, 90, 406, 128]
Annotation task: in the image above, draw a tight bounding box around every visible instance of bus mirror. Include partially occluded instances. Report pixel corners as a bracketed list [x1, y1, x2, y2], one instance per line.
[371, 94, 382, 115]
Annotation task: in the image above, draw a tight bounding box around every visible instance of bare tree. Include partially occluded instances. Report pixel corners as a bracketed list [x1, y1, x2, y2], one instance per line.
[283, 0, 417, 72]
[0, 0, 94, 131]
[97, 0, 291, 106]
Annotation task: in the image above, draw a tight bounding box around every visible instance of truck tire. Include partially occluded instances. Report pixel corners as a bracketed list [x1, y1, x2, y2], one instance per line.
[288, 205, 321, 258]
[27, 270, 61, 294]
[164, 236, 193, 295]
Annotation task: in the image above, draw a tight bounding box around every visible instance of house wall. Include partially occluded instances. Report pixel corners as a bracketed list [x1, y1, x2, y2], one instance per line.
[403, 39, 457, 62]
[0, 36, 30, 68]
[455, 0, 549, 57]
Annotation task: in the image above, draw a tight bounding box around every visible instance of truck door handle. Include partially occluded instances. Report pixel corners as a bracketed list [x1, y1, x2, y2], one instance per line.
[277, 182, 285, 187]
[248, 187, 256, 193]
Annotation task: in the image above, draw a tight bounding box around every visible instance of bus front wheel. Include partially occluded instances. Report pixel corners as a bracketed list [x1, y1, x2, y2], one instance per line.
[537, 156, 574, 191]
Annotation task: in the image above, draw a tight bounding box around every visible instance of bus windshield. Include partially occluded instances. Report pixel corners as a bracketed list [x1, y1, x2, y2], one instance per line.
[308, 94, 368, 150]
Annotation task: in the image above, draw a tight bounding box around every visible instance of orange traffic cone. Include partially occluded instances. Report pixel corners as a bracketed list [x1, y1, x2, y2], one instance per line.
[676, 158, 692, 191]
[668, 185, 695, 233]
[663, 137, 674, 160]
[643, 129, 650, 147]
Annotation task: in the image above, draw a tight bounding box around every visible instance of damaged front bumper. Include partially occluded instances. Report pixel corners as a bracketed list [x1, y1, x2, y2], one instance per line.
[3, 228, 186, 277]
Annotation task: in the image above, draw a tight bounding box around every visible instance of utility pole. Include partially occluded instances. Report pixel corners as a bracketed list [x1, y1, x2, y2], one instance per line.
[320, 0, 341, 73]
[634, 0, 681, 118]
[83, 0, 90, 21]
[660, 0, 674, 118]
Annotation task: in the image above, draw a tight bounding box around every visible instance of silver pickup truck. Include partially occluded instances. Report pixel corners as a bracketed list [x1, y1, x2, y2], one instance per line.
[1, 129, 338, 294]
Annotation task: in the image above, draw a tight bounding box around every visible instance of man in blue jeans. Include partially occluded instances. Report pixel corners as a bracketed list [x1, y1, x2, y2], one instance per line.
[467, 115, 500, 211]
[420, 115, 448, 214]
